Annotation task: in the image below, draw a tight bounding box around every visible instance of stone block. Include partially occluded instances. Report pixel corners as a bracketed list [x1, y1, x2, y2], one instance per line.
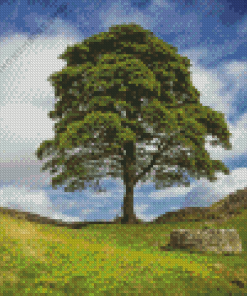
[168, 228, 242, 255]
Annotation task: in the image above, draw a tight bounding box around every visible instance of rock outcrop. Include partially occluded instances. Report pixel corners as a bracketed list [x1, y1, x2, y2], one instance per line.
[165, 228, 242, 255]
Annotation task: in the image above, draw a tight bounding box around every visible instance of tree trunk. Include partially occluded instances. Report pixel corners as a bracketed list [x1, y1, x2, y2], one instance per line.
[120, 141, 142, 224]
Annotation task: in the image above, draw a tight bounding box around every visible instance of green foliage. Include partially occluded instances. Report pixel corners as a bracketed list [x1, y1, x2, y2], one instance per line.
[35, 23, 232, 210]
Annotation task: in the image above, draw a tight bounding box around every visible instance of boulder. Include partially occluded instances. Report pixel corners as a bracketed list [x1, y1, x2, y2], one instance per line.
[166, 228, 242, 255]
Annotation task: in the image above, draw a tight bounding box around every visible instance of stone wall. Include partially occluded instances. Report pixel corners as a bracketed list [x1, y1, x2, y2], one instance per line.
[168, 228, 242, 255]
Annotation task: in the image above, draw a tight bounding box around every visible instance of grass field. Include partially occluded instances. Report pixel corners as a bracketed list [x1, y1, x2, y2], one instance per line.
[0, 207, 247, 295]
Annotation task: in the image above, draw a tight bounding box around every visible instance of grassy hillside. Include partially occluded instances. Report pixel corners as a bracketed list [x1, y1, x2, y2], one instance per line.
[0, 190, 247, 295]
[150, 187, 247, 224]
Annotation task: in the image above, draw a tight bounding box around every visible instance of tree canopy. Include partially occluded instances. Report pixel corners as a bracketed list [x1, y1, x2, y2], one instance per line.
[35, 23, 232, 224]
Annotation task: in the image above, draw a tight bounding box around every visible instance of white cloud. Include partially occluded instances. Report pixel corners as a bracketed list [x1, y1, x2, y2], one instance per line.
[0, 18, 89, 220]
[0, 185, 82, 222]
[152, 0, 175, 9]
[179, 50, 247, 161]
[0, 4, 247, 222]
[0, 21, 83, 158]
[148, 183, 196, 200]
[181, 49, 236, 117]
[99, 1, 155, 31]
[181, 167, 247, 208]
[204, 113, 247, 160]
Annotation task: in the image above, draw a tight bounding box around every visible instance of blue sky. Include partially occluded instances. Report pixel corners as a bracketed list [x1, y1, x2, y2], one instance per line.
[0, 0, 247, 223]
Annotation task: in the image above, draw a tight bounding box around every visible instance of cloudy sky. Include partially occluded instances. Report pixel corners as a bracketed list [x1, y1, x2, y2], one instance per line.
[0, 0, 247, 223]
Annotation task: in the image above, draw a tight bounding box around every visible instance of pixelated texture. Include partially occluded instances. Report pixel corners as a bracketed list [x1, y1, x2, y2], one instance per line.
[169, 228, 242, 254]
[35, 23, 232, 224]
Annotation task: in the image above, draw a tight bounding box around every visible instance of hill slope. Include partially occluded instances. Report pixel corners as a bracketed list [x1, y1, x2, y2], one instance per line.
[151, 186, 247, 224]
[0, 186, 247, 226]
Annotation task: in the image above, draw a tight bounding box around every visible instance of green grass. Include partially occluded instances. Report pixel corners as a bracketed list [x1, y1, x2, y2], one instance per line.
[0, 209, 247, 295]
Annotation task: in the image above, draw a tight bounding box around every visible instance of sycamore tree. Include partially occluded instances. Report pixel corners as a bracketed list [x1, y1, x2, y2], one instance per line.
[35, 23, 232, 224]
